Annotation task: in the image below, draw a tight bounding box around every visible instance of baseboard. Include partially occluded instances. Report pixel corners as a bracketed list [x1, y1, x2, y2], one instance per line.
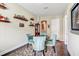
[0, 42, 27, 56]
[67, 47, 71, 56]
[67, 50, 71, 56]
[56, 40, 64, 42]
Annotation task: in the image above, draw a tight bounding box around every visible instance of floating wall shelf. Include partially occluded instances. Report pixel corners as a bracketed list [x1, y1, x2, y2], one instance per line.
[29, 22, 34, 26]
[13, 14, 28, 21]
[29, 24, 35, 26]
[0, 3, 7, 9]
[0, 20, 10, 23]
[0, 15, 10, 23]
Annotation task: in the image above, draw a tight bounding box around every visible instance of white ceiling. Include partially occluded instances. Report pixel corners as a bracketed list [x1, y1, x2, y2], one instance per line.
[19, 3, 69, 16]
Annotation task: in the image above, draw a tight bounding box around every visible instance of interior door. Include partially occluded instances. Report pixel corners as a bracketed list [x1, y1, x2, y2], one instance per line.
[51, 18, 60, 39]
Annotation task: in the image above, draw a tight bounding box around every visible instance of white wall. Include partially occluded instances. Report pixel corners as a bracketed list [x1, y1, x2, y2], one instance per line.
[64, 4, 79, 56]
[63, 14, 69, 45]
[51, 18, 60, 40]
[0, 3, 36, 55]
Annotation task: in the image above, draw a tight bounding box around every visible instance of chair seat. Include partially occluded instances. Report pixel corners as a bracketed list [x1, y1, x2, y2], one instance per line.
[46, 34, 57, 47]
[46, 40, 54, 46]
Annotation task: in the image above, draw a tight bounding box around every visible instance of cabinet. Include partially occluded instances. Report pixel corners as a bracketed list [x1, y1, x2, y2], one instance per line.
[35, 23, 40, 36]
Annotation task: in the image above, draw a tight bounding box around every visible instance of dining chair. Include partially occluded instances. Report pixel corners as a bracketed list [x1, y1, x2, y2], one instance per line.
[33, 36, 46, 56]
[26, 34, 33, 48]
[40, 32, 47, 36]
[46, 33, 57, 53]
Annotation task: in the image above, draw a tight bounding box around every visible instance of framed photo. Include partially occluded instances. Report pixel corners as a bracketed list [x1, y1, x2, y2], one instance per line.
[19, 23, 24, 27]
[71, 3, 79, 30]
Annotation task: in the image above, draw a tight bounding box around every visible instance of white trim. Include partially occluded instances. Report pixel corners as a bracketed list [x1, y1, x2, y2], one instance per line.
[0, 42, 27, 56]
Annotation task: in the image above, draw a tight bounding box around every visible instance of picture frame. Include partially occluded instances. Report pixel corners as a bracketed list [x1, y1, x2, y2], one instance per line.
[71, 3, 79, 30]
[19, 23, 24, 27]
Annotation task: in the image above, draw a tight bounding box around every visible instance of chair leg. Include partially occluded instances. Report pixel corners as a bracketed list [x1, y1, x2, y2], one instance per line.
[43, 50, 45, 56]
[52, 46, 56, 53]
[33, 50, 36, 56]
[33, 50, 45, 56]
[45, 46, 47, 52]
[27, 43, 29, 48]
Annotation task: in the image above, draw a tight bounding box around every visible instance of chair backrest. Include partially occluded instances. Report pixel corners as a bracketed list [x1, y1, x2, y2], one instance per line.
[40, 32, 47, 36]
[27, 34, 33, 40]
[26, 34, 33, 44]
[50, 33, 57, 46]
[25, 34, 29, 43]
[33, 36, 46, 51]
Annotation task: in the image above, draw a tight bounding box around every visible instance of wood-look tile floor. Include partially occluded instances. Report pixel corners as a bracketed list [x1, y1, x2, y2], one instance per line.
[3, 41, 69, 56]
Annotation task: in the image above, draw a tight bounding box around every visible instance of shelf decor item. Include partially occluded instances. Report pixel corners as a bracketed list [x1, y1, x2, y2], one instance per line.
[0, 15, 10, 23]
[13, 14, 28, 21]
[0, 3, 7, 9]
[30, 17, 34, 21]
[29, 22, 34, 26]
[48, 24, 50, 28]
